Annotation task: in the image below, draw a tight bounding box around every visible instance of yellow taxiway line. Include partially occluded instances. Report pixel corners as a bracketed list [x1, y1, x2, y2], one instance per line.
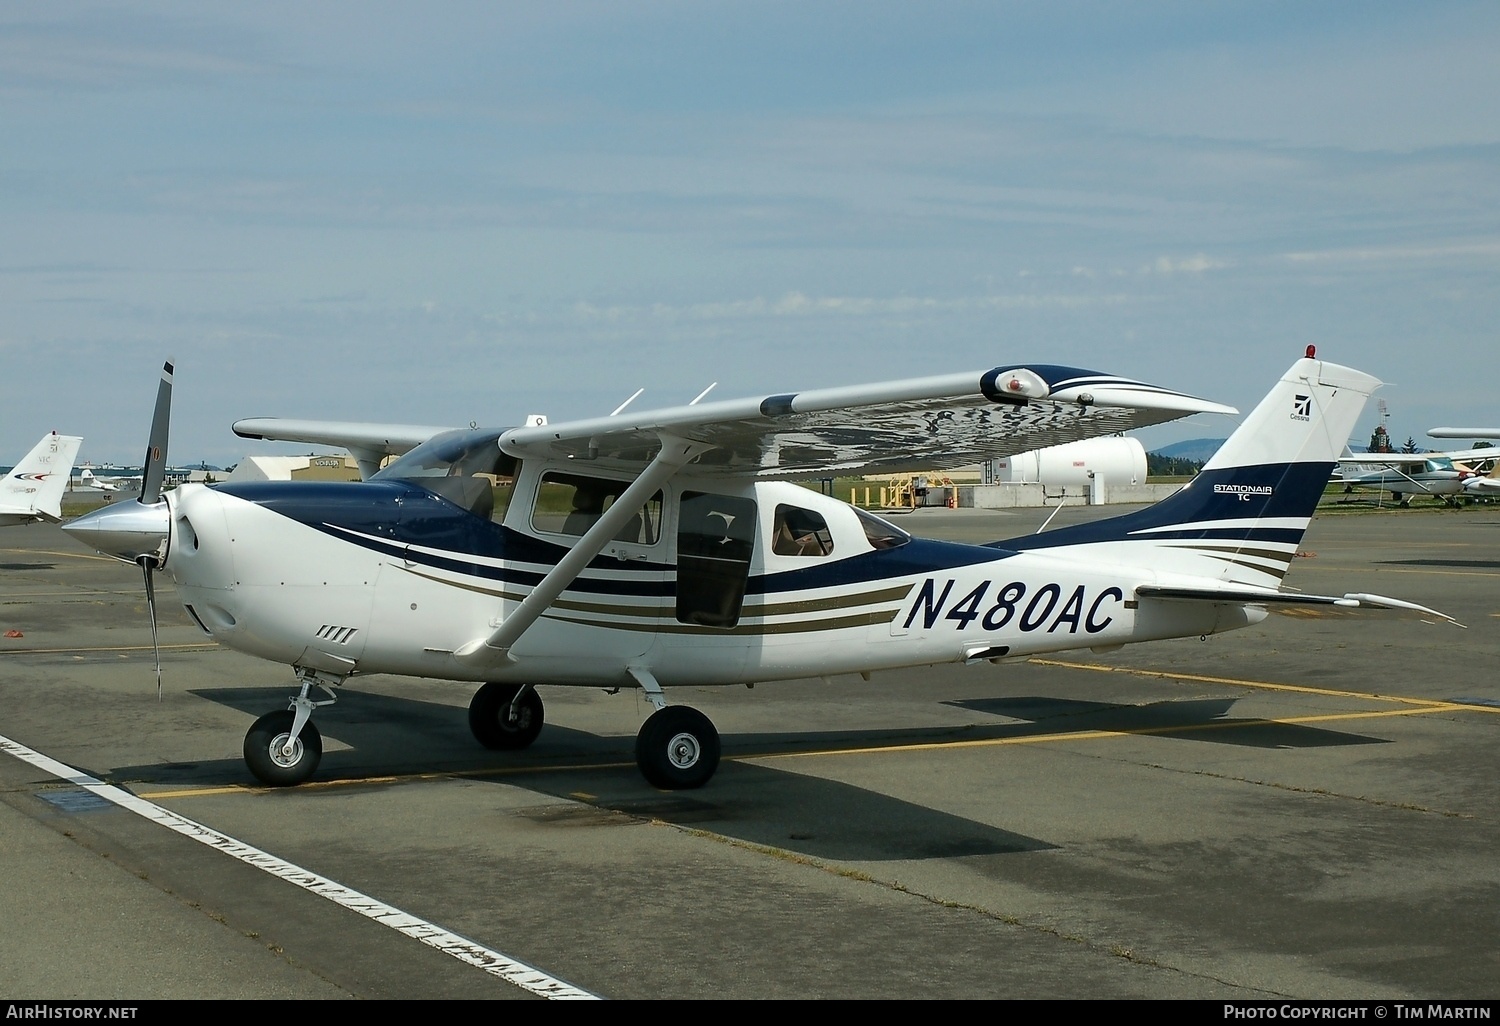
[131, 658, 1498, 799]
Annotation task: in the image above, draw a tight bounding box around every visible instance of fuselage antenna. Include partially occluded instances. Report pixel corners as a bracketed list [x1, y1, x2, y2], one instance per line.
[611, 388, 645, 416]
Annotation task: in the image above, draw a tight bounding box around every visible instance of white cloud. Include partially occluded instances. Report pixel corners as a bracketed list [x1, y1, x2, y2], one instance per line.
[573, 290, 1132, 325]
[1145, 254, 1227, 275]
[1284, 241, 1500, 264]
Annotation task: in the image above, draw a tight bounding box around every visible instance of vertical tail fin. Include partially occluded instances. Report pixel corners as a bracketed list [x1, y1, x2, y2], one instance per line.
[998, 354, 1381, 589]
[2, 432, 85, 523]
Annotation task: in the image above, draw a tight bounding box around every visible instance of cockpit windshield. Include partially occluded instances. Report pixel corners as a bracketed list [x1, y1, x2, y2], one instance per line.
[372, 429, 517, 520]
[373, 429, 512, 481]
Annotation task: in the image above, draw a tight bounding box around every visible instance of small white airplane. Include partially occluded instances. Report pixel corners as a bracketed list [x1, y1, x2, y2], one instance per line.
[80, 467, 123, 492]
[1, 432, 84, 526]
[1334, 447, 1500, 504]
[63, 349, 1461, 790]
[1424, 428, 1500, 497]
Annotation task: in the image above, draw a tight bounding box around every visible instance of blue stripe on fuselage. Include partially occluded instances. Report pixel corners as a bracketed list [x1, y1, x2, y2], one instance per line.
[213, 481, 1015, 597]
[751, 538, 1012, 595]
[989, 462, 1334, 552]
[216, 480, 672, 594]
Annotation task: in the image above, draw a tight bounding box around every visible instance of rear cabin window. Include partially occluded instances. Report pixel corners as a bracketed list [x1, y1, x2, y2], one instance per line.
[772, 504, 835, 557]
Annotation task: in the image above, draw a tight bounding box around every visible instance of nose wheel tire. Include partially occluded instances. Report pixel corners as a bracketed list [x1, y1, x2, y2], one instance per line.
[468, 681, 545, 750]
[244, 710, 323, 787]
[636, 706, 720, 790]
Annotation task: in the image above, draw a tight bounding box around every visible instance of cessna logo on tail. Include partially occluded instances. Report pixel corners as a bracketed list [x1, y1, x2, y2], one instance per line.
[1292, 394, 1312, 421]
[1214, 483, 1274, 501]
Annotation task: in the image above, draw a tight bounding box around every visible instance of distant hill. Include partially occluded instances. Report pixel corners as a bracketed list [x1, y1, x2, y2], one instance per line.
[1149, 438, 1225, 464]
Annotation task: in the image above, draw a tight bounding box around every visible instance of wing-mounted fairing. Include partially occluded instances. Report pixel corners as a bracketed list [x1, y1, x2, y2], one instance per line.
[497, 365, 1236, 479]
[233, 419, 455, 479]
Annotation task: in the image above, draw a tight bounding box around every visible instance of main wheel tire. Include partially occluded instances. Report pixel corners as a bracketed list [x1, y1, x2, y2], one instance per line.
[635, 706, 720, 790]
[244, 711, 323, 787]
[468, 681, 545, 750]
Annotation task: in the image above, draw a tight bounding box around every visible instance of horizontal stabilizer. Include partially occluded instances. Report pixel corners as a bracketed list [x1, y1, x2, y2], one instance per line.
[1136, 585, 1464, 627]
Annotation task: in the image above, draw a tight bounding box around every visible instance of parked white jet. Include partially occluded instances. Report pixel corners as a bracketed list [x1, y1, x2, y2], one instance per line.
[1, 432, 83, 526]
[63, 349, 1459, 791]
[80, 468, 121, 492]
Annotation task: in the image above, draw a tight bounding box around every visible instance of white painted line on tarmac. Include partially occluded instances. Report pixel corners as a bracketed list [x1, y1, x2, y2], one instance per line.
[0, 732, 601, 1001]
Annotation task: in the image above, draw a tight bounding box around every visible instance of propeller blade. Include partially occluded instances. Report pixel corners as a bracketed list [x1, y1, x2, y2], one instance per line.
[140, 559, 162, 702]
[139, 359, 174, 506]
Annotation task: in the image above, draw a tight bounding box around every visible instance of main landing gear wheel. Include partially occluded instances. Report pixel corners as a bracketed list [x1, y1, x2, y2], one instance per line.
[635, 706, 720, 790]
[244, 710, 323, 787]
[468, 681, 545, 750]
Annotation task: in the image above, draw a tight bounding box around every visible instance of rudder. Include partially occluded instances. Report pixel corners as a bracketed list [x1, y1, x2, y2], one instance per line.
[2, 432, 84, 522]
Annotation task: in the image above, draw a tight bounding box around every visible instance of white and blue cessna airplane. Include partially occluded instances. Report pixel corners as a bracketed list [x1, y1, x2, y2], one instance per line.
[63, 348, 1458, 790]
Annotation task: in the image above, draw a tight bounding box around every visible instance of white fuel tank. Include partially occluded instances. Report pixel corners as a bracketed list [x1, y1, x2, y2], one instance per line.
[993, 436, 1147, 488]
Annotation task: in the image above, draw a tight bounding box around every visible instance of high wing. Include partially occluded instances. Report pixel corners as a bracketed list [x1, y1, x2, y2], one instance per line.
[233, 419, 455, 479]
[497, 364, 1236, 478]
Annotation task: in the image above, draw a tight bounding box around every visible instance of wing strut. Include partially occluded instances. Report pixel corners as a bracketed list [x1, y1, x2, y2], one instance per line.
[455, 433, 714, 668]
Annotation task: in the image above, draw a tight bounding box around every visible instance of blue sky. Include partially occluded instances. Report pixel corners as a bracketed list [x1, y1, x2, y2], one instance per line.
[3, 2, 1498, 466]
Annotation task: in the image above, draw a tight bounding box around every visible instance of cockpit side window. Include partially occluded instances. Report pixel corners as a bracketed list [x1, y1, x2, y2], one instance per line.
[373, 429, 517, 522]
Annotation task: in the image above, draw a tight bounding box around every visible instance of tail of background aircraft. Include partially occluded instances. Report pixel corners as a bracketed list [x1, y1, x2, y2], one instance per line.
[996, 351, 1381, 589]
[1, 432, 84, 524]
[79, 467, 120, 491]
